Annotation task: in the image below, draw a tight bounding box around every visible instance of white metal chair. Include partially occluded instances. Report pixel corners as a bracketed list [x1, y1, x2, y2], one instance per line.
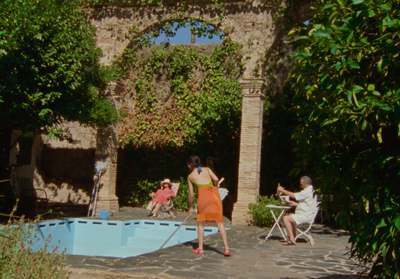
[294, 202, 321, 246]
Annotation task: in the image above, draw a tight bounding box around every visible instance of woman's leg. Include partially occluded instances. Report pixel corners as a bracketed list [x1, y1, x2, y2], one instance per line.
[197, 221, 205, 250]
[152, 203, 161, 217]
[216, 221, 229, 249]
[148, 201, 154, 212]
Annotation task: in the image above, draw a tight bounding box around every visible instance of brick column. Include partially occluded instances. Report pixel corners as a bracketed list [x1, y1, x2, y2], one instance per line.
[93, 81, 120, 217]
[231, 79, 265, 225]
[94, 125, 120, 216]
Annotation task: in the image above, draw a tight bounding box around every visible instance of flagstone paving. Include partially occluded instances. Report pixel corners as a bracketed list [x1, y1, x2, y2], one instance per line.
[66, 207, 363, 279]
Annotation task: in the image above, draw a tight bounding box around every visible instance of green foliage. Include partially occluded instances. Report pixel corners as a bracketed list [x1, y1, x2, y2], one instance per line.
[0, 209, 69, 278]
[169, 177, 197, 211]
[248, 195, 282, 227]
[128, 179, 158, 206]
[289, 0, 400, 277]
[115, 40, 242, 207]
[117, 42, 243, 147]
[0, 0, 118, 135]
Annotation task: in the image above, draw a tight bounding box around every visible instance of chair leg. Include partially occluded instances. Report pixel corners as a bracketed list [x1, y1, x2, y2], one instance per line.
[295, 229, 315, 246]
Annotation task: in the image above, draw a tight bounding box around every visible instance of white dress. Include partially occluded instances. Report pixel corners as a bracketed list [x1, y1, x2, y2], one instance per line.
[292, 186, 317, 225]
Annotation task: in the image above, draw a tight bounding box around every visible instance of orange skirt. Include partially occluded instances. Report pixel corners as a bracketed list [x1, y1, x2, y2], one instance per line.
[196, 187, 223, 223]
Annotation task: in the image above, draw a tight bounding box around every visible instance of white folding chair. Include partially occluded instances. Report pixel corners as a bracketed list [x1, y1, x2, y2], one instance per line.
[294, 202, 321, 246]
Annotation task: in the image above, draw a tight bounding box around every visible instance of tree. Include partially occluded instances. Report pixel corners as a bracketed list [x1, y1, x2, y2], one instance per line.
[289, 0, 400, 277]
[0, 0, 118, 177]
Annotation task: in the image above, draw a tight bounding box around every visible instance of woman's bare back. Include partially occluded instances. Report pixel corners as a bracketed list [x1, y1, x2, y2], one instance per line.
[189, 167, 218, 186]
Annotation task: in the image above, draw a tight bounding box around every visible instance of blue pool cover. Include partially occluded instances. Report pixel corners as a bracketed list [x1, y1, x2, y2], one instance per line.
[31, 218, 220, 258]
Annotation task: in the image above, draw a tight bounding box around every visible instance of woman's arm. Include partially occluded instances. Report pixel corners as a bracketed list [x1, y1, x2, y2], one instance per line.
[187, 177, 194, 215]
[168, 189, 176, 199]
[207, 168, 219, 187]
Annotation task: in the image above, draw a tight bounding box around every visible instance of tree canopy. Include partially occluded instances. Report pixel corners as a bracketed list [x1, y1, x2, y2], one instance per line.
[0, 0, 118, 138]
[289, 0, 400, 277]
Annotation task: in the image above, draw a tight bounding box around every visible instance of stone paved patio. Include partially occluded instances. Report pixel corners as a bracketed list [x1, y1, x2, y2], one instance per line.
[66, 207, 363, 279]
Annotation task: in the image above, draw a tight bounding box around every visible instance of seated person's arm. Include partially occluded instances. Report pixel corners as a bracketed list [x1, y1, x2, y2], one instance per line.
[288, 200, 298, 207]
[167, 190, 176, 199]
[277, 185, 296, 200]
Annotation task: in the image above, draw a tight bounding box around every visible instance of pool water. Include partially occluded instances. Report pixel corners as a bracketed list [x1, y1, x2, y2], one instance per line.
[31, 218, 220, 258]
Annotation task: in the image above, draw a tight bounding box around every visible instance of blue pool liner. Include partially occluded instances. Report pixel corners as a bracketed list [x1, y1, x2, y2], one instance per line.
[29, 218, 220, 258]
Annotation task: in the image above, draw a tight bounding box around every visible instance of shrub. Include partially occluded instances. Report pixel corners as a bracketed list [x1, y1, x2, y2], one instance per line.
[0, 207, 69, 278]
[170, 177, 197, 212]
[128, 179, 159, 206]
[248, 195, 282, 227]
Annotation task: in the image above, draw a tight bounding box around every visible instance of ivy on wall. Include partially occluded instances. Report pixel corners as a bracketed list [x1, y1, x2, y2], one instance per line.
[115, 41, 243, 207]
[118, 42, 243, 147]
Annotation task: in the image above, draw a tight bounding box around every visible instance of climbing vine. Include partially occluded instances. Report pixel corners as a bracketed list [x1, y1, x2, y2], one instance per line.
[118, 41, 243, 147]
[112, 15, 244, 205]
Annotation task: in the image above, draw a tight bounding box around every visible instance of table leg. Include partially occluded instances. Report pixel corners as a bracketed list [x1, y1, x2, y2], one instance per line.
[264, 208, 288, 241]
[275, 209, 288, 241]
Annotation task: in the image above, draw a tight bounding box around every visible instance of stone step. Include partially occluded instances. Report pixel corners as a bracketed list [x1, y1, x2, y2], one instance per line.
[127, 236, 179, 248]
[133, 227, 180, 239]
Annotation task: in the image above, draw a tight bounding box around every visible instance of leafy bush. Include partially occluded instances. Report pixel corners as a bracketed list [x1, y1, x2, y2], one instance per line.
[128, 179, 159, 206]
[0, 208, 69, 278]
[248, 195, 282, 227]
[170, 177, 197, 212]
[289, 0, 400, 277]
[0, 0, 117, 134]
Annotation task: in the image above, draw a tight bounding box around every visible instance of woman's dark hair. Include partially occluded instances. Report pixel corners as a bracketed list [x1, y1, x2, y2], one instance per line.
[187, 155, 201, 167]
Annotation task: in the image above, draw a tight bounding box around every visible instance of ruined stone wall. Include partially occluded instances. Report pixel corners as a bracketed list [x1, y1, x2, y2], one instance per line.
[10, 123, 97, 206]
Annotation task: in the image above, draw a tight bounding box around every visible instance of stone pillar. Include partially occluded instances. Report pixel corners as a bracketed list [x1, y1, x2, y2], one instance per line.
[94, 125, 119, 216]
[231, 79, 265, 225]
[93, 81, 120, 216]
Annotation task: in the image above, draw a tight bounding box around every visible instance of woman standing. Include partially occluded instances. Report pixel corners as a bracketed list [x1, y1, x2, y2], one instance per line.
[187, 155, 230, 256]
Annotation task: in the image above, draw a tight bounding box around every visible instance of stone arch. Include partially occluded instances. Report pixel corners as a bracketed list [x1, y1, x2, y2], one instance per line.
[87, 1, 283, 76]
[87, 0, 313, 224]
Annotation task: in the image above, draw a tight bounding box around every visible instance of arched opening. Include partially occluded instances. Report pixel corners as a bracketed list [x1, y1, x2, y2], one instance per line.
[151, 21, 223, 44]
[113, 20, 241, 218]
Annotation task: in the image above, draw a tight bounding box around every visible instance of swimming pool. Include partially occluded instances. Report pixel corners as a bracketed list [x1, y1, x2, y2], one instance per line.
[31, 218, 220, 258]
